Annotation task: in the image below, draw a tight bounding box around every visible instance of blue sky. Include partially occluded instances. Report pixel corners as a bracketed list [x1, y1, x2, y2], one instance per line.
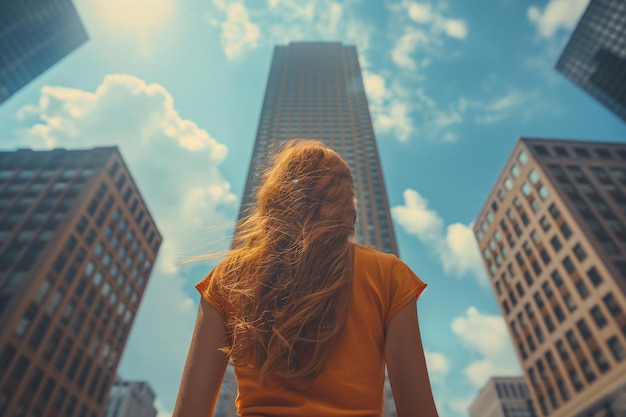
[2, 0, 626, 415]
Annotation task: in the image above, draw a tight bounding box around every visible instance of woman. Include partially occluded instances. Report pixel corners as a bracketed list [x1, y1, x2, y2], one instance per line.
[173, 139, 439, 417]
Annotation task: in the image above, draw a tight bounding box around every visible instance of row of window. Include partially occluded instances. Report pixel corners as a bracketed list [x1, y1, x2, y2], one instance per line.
[105, 163, 161, 255]
[530, 335, 625, 416]
[0, 344, 106, 417]
[532, 143, 626, 160]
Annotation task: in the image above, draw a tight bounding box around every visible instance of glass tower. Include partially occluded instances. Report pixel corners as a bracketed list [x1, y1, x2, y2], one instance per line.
[238, 41, 398, 255]
[0, 0, 88, 105]
[0, 147, 161, 417]
[555, 0, 626, 123]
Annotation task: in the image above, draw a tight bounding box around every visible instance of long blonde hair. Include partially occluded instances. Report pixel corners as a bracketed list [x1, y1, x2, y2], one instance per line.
[211, 139, 356, 386]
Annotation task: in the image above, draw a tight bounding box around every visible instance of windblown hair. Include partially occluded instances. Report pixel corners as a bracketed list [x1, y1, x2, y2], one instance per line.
[213, 139, 356, 387]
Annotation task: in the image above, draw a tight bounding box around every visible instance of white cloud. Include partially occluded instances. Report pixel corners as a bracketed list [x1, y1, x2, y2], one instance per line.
[527, 0, 590, 38]
[155, 398, 174, 417]
[391, 28, 430, 70]
[209, 0, 373, 66]
[392, 189, 487, 285]
[474, 89, 538, 125]
[425, 350, 451, 384]
[15, 74, 238, 413]
[363, 70, 415, 142]
[443, 18, 468, 39]
[451, 307, 522, 388]
[390, 1, 468, 71]
[213, 0, 261, 59]
[407, 2, 433, 23]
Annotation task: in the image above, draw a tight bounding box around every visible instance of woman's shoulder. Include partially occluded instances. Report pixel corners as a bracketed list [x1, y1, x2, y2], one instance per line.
[354, 244, 402, 266]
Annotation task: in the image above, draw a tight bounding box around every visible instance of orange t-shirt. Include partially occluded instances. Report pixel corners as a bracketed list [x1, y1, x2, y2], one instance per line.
[195, 244, 427, 417]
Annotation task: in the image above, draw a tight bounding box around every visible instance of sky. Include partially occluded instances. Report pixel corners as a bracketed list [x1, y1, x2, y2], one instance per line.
[2, 0, 626, 416]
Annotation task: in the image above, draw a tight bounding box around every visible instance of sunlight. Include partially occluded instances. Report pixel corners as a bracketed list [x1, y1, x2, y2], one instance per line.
[92, 0, 173, 35]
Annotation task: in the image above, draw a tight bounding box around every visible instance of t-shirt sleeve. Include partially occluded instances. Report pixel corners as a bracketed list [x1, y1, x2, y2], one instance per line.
[195, 269, 227, 319]
[385, 258, 427, 327]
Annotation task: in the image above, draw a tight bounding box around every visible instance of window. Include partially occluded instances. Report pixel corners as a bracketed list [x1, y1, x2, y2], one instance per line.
[558, 379, 570, 401]
[529, 169, 540, 185]
[603, 293, 622, 316]
[587, 267, 603, 287]
[554, 304, 566, 322]
[540, 216, 551, 231]
[581, 359, 596, 383]
[591, 306, 607, 328]
[560, 223, 572, 239]
[542, 282, 554, 298]
[551, 270, 563, 287]
[534, 292, 544, 308]
[533, 145, 549, 156]
[566, 330, 580, 351]
[573, 243, 587, 261]
[538, 185, 549, 200]
[33, 278, 52, 303]
[562, 256, 575, 274]
[510, 165, 520, 178]
[608, 337, 625, 361]
[550, 235, 562, 252]
[47, 290, 63, 314]
[592, 349, 610, 373]
[518, 150, 528, 165]
[545, 315, 556, 332]
[577, 319, 592, 340]
[576, 280, 589, 299]
[504, 177, 513, 191]
[549, 203, 560, 219]
[574, 147, 591, 158]
[521, 182, 532, 197]
[556, 340, 568, 359]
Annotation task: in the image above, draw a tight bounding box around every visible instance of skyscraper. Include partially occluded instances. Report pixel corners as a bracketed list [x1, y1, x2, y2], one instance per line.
[0, 0, 88, 105]
[0, 147, 161, 417]
[216, 41, 400, 416]
[103, 378, 157, 417]
[475, 138, 626, 417]
[469, 376, 536, 417]
[237, 41, 398, 255]
[555, 0, 626, 123]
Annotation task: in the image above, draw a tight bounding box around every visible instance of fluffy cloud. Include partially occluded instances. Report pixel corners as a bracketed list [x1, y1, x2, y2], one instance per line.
[391, 1, 468, 70]
[451, 307, 522, 388]
[213, 0, 261, 59]
[209, 0, 372, 65]
[392, 189, 487, 285]
[527, 0, 590, 38]
[15, 74, 237, 413]
[425, 350, 451, 384]
[391, 28, 430, 71]
[474, 89, 539, 125]
[363, 70, 415, 142]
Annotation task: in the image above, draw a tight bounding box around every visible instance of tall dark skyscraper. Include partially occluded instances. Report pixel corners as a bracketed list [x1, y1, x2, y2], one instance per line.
[0, 147, 161, 417]
[238, 41, 398, 255]
[0, 0, 88, 105]
[555, 0, 626, 123]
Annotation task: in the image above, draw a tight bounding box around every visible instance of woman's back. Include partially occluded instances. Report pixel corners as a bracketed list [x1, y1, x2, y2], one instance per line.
[197, 245, 426, 416]
[173, 140, 438, 417]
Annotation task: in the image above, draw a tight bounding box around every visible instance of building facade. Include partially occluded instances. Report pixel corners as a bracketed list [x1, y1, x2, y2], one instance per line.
[475, 138, 626, 417]
[0, 147, 161, 417]
[218, 41, 400, 415]
[103, 378, 157, 417]
[0, 0, 88, 105]
[555, 0, 626, 123]
[237, 41, 398, 255]
[469, 376, 536, 417]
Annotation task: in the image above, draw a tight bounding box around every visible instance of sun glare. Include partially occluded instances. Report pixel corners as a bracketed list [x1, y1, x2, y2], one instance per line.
[92, 0, 173, 35]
